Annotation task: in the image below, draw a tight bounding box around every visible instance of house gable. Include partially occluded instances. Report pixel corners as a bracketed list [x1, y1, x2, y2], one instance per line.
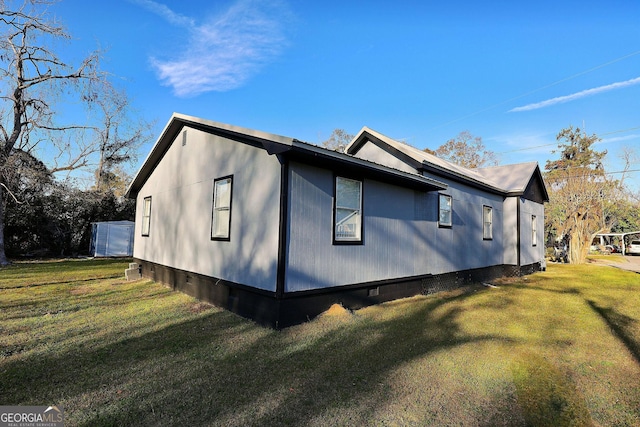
[347, 128, 423, 173]
[475, 163, 549, 202]
[522, 168, 549, 204]
[125, 114, 296, 199]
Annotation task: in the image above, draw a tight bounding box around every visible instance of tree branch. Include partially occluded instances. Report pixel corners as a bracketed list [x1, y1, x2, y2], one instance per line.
[0, 182, 24, 204]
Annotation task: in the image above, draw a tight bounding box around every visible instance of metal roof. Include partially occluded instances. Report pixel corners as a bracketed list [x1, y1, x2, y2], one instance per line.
[347, 126, 549, 200]
[125, 114, 447, 198]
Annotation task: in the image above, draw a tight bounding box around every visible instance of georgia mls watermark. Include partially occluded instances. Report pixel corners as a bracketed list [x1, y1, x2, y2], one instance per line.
[0, 406, 64, 427]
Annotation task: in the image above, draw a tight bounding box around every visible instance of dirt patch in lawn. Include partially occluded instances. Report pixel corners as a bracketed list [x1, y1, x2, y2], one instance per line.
[321, 303, 352, 319]
[189, 301, 214, 314]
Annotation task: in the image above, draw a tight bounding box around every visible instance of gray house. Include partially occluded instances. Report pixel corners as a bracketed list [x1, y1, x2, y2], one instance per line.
[126, 113, 548, 328]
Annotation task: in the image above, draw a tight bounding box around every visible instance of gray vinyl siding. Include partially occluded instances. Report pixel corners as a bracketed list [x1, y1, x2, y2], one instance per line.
[430, 175, 505, 273]
[133, 126, 281, 291]
[352, 141, 417, 174]
[285, 162, 506, 292]
[502, 197, 519, 265]
[520, 197, 545, 265]
[353, 139, 536, 269]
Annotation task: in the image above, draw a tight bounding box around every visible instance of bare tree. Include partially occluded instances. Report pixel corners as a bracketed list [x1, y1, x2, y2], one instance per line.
[617, 145, 639, 190]
[425, 131, 498, 168]
[92, 85, 152, 193]
[0, 0, 105, 265]
[321, 129, 354, 153]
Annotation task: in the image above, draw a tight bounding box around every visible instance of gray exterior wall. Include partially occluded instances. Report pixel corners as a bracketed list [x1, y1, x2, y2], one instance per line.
[425, 173, 506, 273]
[519, 197, 546, 266]
[285, 162, 506, 292]
[503, 197, 519, 265]
[132, 123, 545, 296]
[353, 141, 417, 174]
[133, 126, 281, 291]
[348, 138, 547, 278]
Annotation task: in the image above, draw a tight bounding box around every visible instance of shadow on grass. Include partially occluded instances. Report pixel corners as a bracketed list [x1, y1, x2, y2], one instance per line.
[0, 274, 125, 290]
[0, 288, 517, 426]
[0, 279, 164, 320]
[509, 276, 640, 369]
[586, 300, 640, 366]
[4, 264, 637, 426]
[0, 259, 130, 289]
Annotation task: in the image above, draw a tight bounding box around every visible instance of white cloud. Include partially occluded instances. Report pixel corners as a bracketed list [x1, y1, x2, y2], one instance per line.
[142, 0, 289, 97]
[132, 0, 195, 27]
[509, 76, 640, 113]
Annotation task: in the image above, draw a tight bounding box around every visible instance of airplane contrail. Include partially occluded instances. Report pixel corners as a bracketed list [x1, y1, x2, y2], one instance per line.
[509, 76, 640, 112]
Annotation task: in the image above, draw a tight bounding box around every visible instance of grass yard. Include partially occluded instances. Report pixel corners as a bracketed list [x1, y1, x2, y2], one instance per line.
[1, 259, 639, 426]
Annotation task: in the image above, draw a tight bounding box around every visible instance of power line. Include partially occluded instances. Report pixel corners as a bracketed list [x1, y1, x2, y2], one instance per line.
[500, 142, 556, 154]
[600, 126, 640, 136]
[545, 168, 640, 180]
[601, 168, 640, 175]
[499, 126, 640, 154]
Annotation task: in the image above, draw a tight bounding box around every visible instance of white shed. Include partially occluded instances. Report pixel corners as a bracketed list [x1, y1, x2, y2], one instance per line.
[90, 221, 135, 257]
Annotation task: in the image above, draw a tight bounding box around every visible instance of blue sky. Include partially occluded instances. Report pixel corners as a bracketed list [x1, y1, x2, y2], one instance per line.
[52, 0, 640, 191]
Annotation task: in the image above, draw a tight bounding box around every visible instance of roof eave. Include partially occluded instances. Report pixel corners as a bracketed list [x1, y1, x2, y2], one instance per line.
[126, 116, 446, 199]
[533, 164, 550, 202]
[419, 162, 507, 195]
[125, 114, 183, 198]
[289, 141, 446, 192]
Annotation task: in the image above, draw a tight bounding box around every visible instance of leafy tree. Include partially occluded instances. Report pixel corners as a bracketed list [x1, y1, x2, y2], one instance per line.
[544, 126, 614, 263]
[424, 131, 498, 168]
[2, 149, 53, 255]
[53, 187, 133, 256]
[5, 182, 134, 257]
[608, 197, 640, 234]
[95, 165, 134, 199]
[321, 129, 354, 153]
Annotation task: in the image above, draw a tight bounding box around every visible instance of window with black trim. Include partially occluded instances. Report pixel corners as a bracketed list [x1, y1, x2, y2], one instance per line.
[211, 176, 233, 240]
[334, 176, 362, 243]
[483, 205, 493, 240]
[438, 194, 452, 227]
[532, 215, 538, 246]
[142, 196, 152, 236]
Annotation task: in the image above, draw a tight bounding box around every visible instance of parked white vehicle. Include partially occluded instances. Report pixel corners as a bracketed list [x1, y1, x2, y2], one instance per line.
[627, 240, 640, 255]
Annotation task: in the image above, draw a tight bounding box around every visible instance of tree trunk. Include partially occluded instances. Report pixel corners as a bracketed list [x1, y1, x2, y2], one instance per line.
[569, 232, 581, 263]
[0, 185, 10, 266]
[568, 218, 591, 264]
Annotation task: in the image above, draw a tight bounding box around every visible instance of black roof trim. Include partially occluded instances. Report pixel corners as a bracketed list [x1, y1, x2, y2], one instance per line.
[126, 114, 446, 198]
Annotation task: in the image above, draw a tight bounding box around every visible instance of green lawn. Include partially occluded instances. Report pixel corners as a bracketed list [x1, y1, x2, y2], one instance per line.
[1, 259, 639, 426]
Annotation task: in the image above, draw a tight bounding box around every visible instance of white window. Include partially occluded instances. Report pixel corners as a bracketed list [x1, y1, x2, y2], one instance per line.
[483, 205, 493, 240]
[532, 215, 538, 246]
[211, 176, 233, 240]
[438, 194, 452, 227]
[141, 196, 151, 236]
[334, 176, 362, 243]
